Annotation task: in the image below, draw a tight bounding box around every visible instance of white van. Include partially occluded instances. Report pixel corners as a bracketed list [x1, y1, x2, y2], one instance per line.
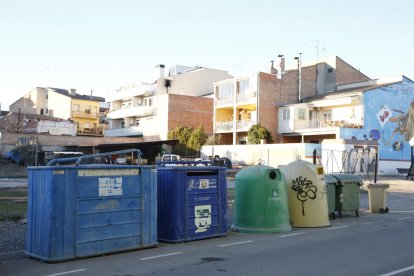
[161, 154, 182, 162]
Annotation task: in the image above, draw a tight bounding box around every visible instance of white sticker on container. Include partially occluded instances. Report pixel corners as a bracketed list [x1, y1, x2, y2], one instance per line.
[53, 170, 65, 175]
[99, 177, 123, 197]
[195, 205, 211, 233]
[78, 169, 139, 177]
[199, 179, 209, 189]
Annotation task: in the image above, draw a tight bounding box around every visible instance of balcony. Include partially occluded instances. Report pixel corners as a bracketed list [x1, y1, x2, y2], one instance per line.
[107, 106, 155, 119]
[104, 126, 143, 137]
[72, 111, 98, 119]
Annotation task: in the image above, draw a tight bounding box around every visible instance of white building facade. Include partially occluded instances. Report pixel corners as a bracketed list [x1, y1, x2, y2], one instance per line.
[105, 65, 233, 140]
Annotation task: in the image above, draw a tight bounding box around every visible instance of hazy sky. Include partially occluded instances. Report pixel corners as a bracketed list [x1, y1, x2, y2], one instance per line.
[1, 0, 413, 109]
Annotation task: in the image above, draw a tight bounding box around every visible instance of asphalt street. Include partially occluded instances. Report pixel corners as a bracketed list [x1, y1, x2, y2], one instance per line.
[1, 211, 414, 276]
[1, 176, 413, 275]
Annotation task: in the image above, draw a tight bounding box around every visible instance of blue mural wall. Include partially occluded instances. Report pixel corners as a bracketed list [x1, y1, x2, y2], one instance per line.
[340, 77, 414, 161]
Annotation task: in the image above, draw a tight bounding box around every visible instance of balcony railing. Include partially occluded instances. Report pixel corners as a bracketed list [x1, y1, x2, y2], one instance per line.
[107, 106, 155, 119]
[237, 119, 256, 131]
[215, 121, 234, 132]
[215, 96, 234, 106]
[104, 126, 143, 137]
[314, 119, 363, 129]
[72, 111, 98, 119]
[236, 91, 257, 103]
[215, 120, 256, 132]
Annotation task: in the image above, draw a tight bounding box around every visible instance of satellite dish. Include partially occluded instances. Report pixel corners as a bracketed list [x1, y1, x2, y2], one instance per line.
[409, 137, 414, 146]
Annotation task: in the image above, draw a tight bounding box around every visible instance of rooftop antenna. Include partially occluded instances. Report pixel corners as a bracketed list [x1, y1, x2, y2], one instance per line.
[311, 40, 319, 94]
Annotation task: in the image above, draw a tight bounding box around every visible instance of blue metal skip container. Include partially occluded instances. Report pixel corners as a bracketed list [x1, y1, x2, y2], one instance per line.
[157, 162, 227, 242]
[26, 150, 157, 262]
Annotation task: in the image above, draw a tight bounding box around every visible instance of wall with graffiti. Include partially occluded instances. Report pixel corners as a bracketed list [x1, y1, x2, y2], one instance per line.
[340, 77, 414, 161]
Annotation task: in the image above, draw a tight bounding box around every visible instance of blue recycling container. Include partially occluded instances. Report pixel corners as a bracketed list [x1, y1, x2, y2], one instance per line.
[157, 161, 227, 242]
[26, 150, 157, 262]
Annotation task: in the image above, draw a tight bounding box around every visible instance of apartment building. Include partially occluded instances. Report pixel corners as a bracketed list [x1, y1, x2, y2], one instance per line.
[278, 56, 370, 105]
[278, 75, 414, 174]
[9, 87, 105, 135]
[213, 56, 371, 145]
[214, 72, 279, 145]
[105, 65, 232, 140]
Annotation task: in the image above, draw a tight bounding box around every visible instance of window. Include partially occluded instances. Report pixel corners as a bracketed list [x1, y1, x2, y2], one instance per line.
[282, 109, 290, 120]
[238, 79, 250, 94]
[149, 98, 152, 106]
[323, 112, 332, 121]
[72, 104, 80, 111]
[85, 105, 91, 114]
[40, 108, 44, 115]
[144, 99, 148, 106]
[84, 122, 90, 129]
[328, 68, 334, 73]
[46, 95, 48, 100]
[298, 108, 306, 120]
[218, 83, 234, 98]
[45, 108, 48, 114]
[309, 110, 313, 121]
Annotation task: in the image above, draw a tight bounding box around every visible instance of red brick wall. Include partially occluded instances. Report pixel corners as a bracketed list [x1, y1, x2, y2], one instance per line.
[167, 94, 213, 134]
[279, 70, 299, 105]
[301, 65, 318, 99]
[336, 57, 370, 85]
[258, 72, 281, 142]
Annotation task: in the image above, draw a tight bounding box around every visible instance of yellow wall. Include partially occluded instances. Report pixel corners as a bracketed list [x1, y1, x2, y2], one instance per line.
[71, 98, 100, 132]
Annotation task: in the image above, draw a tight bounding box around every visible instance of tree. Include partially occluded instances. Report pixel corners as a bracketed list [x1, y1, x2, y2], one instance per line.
[187, 126, 207, 152]
[168, 125, 207, 156]
[247, 123, 273, 144]
[205, 133, 222, 145]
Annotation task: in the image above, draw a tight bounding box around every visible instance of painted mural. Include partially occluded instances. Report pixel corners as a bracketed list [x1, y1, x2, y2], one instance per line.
[340, 78, 414, 161]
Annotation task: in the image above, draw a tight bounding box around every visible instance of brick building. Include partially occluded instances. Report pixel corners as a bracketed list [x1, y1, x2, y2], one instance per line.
[214, 56, 370, 145]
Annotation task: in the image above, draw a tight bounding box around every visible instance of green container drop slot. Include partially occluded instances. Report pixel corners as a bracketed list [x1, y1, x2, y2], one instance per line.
[232, 166, 291, 233]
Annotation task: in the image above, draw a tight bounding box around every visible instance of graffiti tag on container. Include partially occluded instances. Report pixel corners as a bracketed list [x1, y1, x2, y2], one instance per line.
[291, 176, 317, 216]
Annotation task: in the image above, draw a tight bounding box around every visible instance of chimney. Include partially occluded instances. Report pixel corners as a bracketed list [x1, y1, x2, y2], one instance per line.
[278, 55, 285, 73]
[270, 60, 278, 75]
[155, 64, 165, 79]
[69, 88, 76, 96]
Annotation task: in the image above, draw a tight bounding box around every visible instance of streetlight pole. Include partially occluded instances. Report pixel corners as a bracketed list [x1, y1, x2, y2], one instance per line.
[294, 53, 302, 102]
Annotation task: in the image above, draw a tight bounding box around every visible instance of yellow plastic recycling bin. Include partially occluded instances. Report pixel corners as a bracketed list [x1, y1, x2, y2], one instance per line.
[367, 184, 390, 213]
[279, 160, 330, 228]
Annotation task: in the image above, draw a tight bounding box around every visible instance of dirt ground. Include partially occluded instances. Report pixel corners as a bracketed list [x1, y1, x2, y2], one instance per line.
[0, 159, 28, 178]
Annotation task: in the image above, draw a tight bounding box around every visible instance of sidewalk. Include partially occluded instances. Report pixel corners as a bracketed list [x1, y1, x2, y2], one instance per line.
[0, 178, 28, 188]
[361, 176, 414, 212]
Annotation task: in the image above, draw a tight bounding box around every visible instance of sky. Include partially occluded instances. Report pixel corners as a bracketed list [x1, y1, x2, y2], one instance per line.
[1, 0, 414, 110]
